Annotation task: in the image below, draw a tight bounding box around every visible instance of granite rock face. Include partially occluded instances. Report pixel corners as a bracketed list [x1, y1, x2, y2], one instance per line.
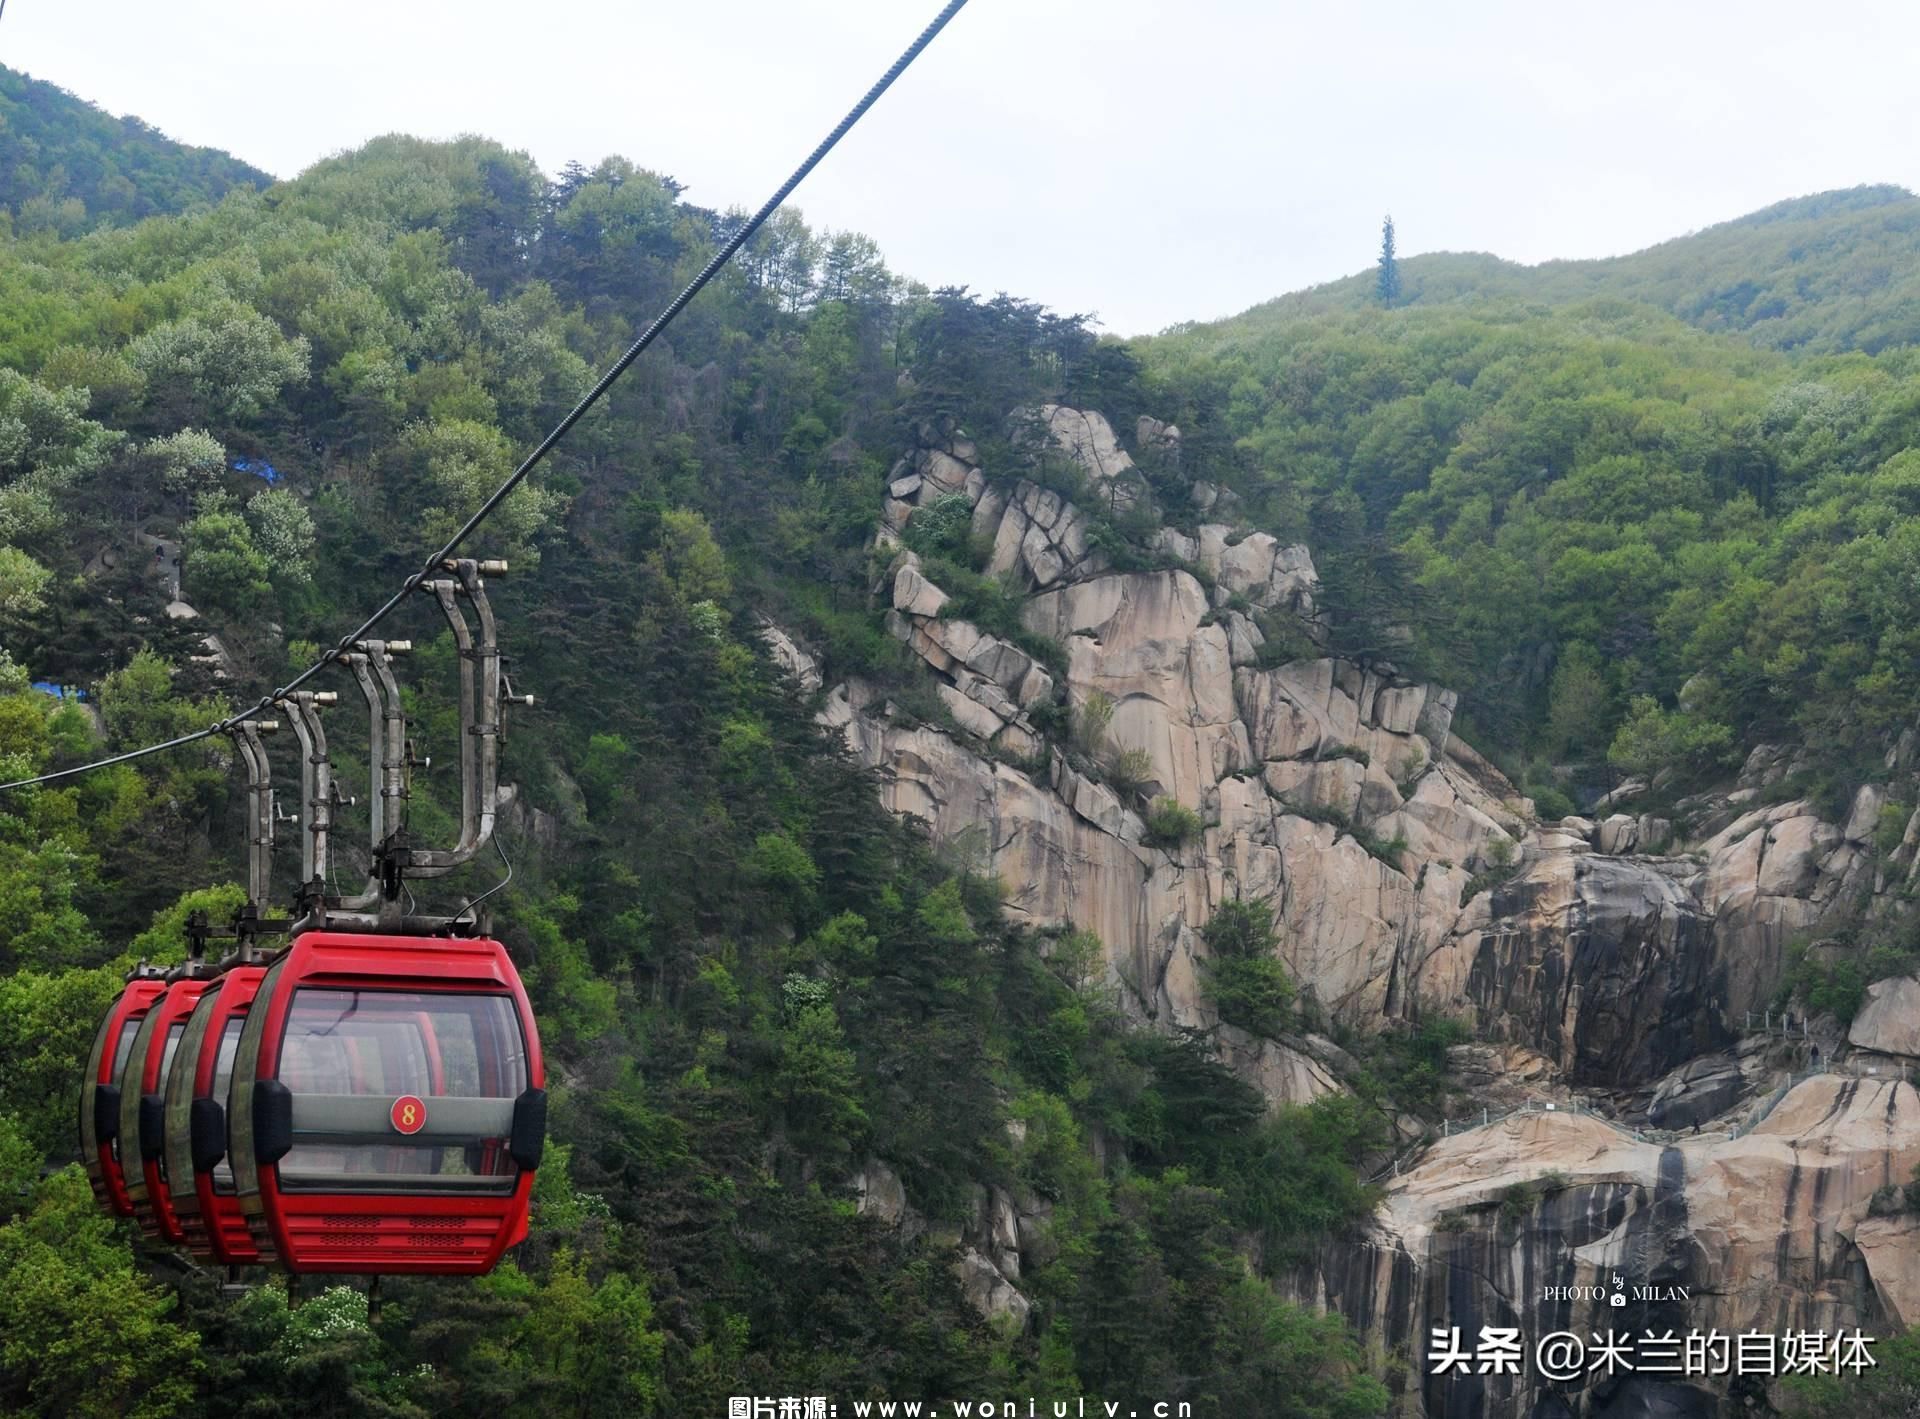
[1411, 851, 1729, 1086]
[1313, 1077, 1920, 1419]
[757, 621, 823, 695]
[823, 410, 1874, 1093]
[790, 407, 1909, 1386]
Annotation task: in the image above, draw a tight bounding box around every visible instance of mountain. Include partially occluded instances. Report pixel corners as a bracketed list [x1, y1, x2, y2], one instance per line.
[0, 125, 1393, 1417]
[1183, 184, 1920, 354]
[0, 65, 274, 236]
[835, 406, 1920, 1419]
[3, 83, 1920, 1419]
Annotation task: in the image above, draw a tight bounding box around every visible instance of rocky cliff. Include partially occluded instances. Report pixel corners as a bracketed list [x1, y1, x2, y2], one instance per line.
[773, 406, 1920, 1415]
[1316, 1074, 1920, 1419]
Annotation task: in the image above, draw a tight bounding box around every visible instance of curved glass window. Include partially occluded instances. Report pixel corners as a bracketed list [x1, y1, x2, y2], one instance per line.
[112, 1015, 156, 1166]
[212, 1017, 246, 1192]
[164, 993, 220, 1198]
[110, 1018, 140, 1080]
[152, 1022, 185, 1182]
[275, 989, 528, 1193]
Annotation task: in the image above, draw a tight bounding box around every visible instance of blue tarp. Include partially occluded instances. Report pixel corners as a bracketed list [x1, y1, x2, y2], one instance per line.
[30, 681, 84, 700]
[233, 458, 281, 484]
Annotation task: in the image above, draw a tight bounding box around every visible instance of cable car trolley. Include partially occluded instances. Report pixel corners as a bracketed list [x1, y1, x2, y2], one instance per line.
[120, 967, 221, 1244]
[102, 558, 545, 1279]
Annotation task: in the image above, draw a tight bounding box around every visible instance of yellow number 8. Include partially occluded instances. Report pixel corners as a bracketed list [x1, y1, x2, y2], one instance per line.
[402, 1104, 417, 1126]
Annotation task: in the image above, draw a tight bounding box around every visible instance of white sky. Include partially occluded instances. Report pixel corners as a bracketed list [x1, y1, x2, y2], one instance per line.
[5, 0, 1918, 335]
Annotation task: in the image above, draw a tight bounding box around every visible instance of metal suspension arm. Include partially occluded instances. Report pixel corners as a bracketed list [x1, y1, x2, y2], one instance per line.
[337, 643, 409, 909]
[277, 692, 337, 901]
[406, 559, 520, 877]
[231, 719, 279, 912]
[364, 640, 412, 846]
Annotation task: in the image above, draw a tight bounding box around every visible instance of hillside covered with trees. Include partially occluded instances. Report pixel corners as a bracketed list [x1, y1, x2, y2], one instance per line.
[1138, 238, 1920, 815]
[1190, 184, 1920, 353]
[0, 64, 273, 238]
[0, 122, 1394, 1417]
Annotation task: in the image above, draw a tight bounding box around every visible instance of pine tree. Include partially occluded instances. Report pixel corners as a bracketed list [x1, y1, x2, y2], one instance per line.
[1376, 213, 1401, 305]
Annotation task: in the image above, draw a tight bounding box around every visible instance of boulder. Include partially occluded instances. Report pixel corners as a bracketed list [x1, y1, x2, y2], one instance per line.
[1016, 665, 1054, 710]
[1263, 757, 1366, 819]
[1754, 815, 1839, 897]
[1372, 683, 1426, 736]
[1850, 976, 1920, 1058]
[892, 558, 948, 618]
[1645, 1052, 1745, 1128]
[993, 721, 1044, 762]
[955, 1247, 1030, 1328]
[961, 635, 1033, 695]
[937, 683, 1007, 742]
[918, 448, 974, 495]
[1137, 415, 1181, 453]
[1224, 611, 1265, 667]
[1593, 777, 1649, 813]
[1845, 783, 1886, 844]
[1031, 405, 1134, 484]
[1596, 813, 1640, 855]
[854, 1158, 912, 1229]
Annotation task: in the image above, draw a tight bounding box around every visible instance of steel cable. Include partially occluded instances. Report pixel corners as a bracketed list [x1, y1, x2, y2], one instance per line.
[0, 0, 968, 792]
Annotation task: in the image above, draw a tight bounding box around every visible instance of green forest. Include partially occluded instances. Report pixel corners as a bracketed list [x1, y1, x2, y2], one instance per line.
[0, 68, 1390, 1418]
[0, 66, 271, 237]
[1139, 185, 1920, 814]
[5, 57, 1920, 1419]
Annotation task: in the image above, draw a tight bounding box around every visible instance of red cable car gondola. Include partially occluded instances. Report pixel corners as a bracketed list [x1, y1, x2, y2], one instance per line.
[228, 930, 545, 1275]
[79, 971, 169, 1217]
[162, 964, 269, 1264]
[120, 974, 219, 1244]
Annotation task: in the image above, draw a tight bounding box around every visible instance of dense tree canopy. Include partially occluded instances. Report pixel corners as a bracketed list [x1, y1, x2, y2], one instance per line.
[0, 113, 1392, 1417]
[1139, 290, 1920, 801]
[0, 65, 272, 236]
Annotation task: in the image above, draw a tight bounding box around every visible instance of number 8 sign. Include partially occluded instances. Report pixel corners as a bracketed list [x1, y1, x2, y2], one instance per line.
[391, 1095, 427, 1135]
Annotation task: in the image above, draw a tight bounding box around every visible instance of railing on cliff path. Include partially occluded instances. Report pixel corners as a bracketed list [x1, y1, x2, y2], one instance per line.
[1727, 1056, 1914, 1136]
[1367, 1098, 1651, 1183]
[1368, 1058, 1915, 1183]
[1743, 1009, 1813, 1038]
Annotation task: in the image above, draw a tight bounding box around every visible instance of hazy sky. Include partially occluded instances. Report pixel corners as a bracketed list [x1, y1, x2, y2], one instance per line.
[5, 0, 1918, 335]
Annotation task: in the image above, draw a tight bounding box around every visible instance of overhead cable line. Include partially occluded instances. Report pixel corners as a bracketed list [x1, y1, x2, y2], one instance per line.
[0, 0, 969, 794]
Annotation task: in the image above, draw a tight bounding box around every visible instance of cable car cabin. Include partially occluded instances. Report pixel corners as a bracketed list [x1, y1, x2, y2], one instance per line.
[119, 975, 218, 1244]
[228, 931, 545, 1275]
[79, 975, 169, 1217]
[163, 965, 268, 1264]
